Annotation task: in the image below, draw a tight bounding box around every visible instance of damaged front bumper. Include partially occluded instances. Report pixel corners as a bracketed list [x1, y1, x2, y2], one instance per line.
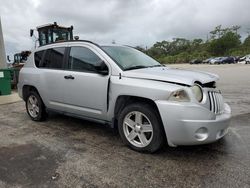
[155, 100, 231, 147]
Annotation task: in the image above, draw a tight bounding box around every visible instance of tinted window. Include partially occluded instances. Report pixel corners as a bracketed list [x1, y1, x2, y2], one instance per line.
[34, 50, 45, 67]
[42, 47, 65, 69]
[68, 47, 102, 72]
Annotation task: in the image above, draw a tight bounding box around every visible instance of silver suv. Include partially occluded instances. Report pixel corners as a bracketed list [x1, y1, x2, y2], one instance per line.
[18, 41, 231, 153]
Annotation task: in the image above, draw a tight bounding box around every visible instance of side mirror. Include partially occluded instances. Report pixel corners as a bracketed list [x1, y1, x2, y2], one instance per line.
[7, 55, 11, 62]
[30, 29, 34, 37]
[94, 61, 109, 75]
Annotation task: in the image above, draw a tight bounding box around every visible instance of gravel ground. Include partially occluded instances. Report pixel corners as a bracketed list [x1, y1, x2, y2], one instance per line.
[0, 64, 249, 188]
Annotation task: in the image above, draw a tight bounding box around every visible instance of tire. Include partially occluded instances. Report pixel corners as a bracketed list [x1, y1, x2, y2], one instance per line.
[118, 102, 165, 153]
[25, 91, 47, 121]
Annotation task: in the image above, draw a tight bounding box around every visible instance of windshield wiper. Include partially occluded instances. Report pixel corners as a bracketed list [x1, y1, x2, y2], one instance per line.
[124, 65, 148, 71]
[148, 64, 164, 68]
[124, 64, 164, 71]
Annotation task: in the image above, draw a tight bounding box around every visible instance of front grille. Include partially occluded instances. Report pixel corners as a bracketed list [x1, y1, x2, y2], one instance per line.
[202, 81, 216, 88]
[208, 91, 224, 114]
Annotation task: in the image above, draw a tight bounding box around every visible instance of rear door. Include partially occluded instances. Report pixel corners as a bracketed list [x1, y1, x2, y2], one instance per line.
[38, 47, 67, 111]
[62, 45, 110, 120]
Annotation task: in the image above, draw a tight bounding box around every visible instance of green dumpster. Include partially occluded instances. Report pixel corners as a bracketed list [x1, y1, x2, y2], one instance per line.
[0, 68, 11, 95]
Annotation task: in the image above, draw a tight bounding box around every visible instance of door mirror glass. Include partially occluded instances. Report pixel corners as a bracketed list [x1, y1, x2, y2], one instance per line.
[30, 29, 34, 37]
[7, 55, 11, 62]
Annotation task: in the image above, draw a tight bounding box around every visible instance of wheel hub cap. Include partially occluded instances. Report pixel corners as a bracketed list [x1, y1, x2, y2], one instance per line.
[135, 125, 141, 133]
[123, 111, 153, 148]
[27, 95, 39, 118]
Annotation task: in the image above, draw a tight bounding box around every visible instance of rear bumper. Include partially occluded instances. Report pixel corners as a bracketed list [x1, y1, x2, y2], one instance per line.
[155, 100, 231, 147]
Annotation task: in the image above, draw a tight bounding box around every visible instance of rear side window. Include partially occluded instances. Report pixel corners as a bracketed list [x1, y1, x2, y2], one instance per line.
[68, 47, 102, 72]
[42, 47, 65, 69]
[34, 50, 45, 67]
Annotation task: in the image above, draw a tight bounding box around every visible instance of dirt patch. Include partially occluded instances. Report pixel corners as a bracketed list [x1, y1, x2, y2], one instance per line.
[0, 143, 61, 187]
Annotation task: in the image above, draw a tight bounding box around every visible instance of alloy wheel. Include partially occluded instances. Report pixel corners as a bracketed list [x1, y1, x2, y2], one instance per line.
[27, 95, 39, 118]
[123, 111, 153, 148]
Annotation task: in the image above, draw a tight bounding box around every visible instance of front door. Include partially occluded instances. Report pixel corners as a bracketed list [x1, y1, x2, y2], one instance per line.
[62, 46, 110, 120]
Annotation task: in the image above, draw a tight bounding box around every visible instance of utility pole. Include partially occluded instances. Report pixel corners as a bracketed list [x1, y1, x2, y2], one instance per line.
[0, 17, 7, 68]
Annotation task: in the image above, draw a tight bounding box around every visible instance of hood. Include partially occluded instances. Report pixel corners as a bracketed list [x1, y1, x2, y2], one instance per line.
[122, 67, 219, 86]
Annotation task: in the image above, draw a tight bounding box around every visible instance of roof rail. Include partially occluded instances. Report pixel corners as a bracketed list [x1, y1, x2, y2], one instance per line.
[38, 39, 101, 48]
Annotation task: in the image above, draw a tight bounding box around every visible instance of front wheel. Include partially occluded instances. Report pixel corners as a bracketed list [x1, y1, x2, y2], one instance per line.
[26, 91, 47, 121]
[118, 103, 165, 153]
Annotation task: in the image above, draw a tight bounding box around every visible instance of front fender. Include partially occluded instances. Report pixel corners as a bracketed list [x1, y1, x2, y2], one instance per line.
[107, 75, 184, 120]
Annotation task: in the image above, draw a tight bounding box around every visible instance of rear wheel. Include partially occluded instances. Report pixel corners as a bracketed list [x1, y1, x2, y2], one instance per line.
[118, 103, 164, 153]
[26, 91, 47, 121]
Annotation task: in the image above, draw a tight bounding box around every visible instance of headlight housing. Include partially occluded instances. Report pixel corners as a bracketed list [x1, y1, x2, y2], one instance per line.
[168, 89, 190, 102]
[191, 84, 203, 102]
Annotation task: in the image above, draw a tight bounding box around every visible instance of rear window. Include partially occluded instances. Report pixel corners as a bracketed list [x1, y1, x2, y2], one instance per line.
[43, 47, 65, 69]
[34, 50, 45, 67]
[35, 47, 65, 69]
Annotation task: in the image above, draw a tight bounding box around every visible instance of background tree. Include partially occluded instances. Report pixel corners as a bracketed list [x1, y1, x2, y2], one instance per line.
[243, 36, 250, 47]
[135, 25, 250, 64]
[208, 31, 241, 56]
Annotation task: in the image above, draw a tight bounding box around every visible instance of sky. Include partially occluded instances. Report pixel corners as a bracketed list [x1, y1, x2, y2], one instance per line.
[0, 0, 250, 57]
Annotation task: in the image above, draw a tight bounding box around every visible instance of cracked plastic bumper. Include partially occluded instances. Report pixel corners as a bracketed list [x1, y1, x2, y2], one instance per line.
[155, 101, 231, 147]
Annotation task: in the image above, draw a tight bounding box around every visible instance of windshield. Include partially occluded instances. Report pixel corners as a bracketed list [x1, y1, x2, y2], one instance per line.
[101, 46, 161, 71]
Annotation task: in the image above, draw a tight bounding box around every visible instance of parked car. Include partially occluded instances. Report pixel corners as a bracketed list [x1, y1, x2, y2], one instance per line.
[210, 57, 222, 64]
[245, 55, 250, 64]
[238, 55, 250, 64]
[202, 58, 213, 64]
[190, 59, 202, 64]
[221, 56, 235, 64]
[210, 57, 235, 64]
[18, 41, 231, 153]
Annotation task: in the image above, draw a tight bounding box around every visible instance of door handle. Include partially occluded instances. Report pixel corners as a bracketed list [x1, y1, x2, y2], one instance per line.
[64, 75, 74, 80]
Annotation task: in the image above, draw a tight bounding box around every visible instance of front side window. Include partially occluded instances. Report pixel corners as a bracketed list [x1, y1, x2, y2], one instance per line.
[42, 47, 65, 69]
[68, 47, 102, 73]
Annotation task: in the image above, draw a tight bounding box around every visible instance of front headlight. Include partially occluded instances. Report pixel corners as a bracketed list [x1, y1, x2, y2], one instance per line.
[191, 84, 203, 102]
[168, 89, 190, 102]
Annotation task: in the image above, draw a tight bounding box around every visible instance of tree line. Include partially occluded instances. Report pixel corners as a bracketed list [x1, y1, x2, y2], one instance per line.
[135, 25, 250, 64]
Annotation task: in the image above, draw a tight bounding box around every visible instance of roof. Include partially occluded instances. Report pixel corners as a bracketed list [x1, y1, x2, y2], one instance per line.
[36, 23, 73, 30]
